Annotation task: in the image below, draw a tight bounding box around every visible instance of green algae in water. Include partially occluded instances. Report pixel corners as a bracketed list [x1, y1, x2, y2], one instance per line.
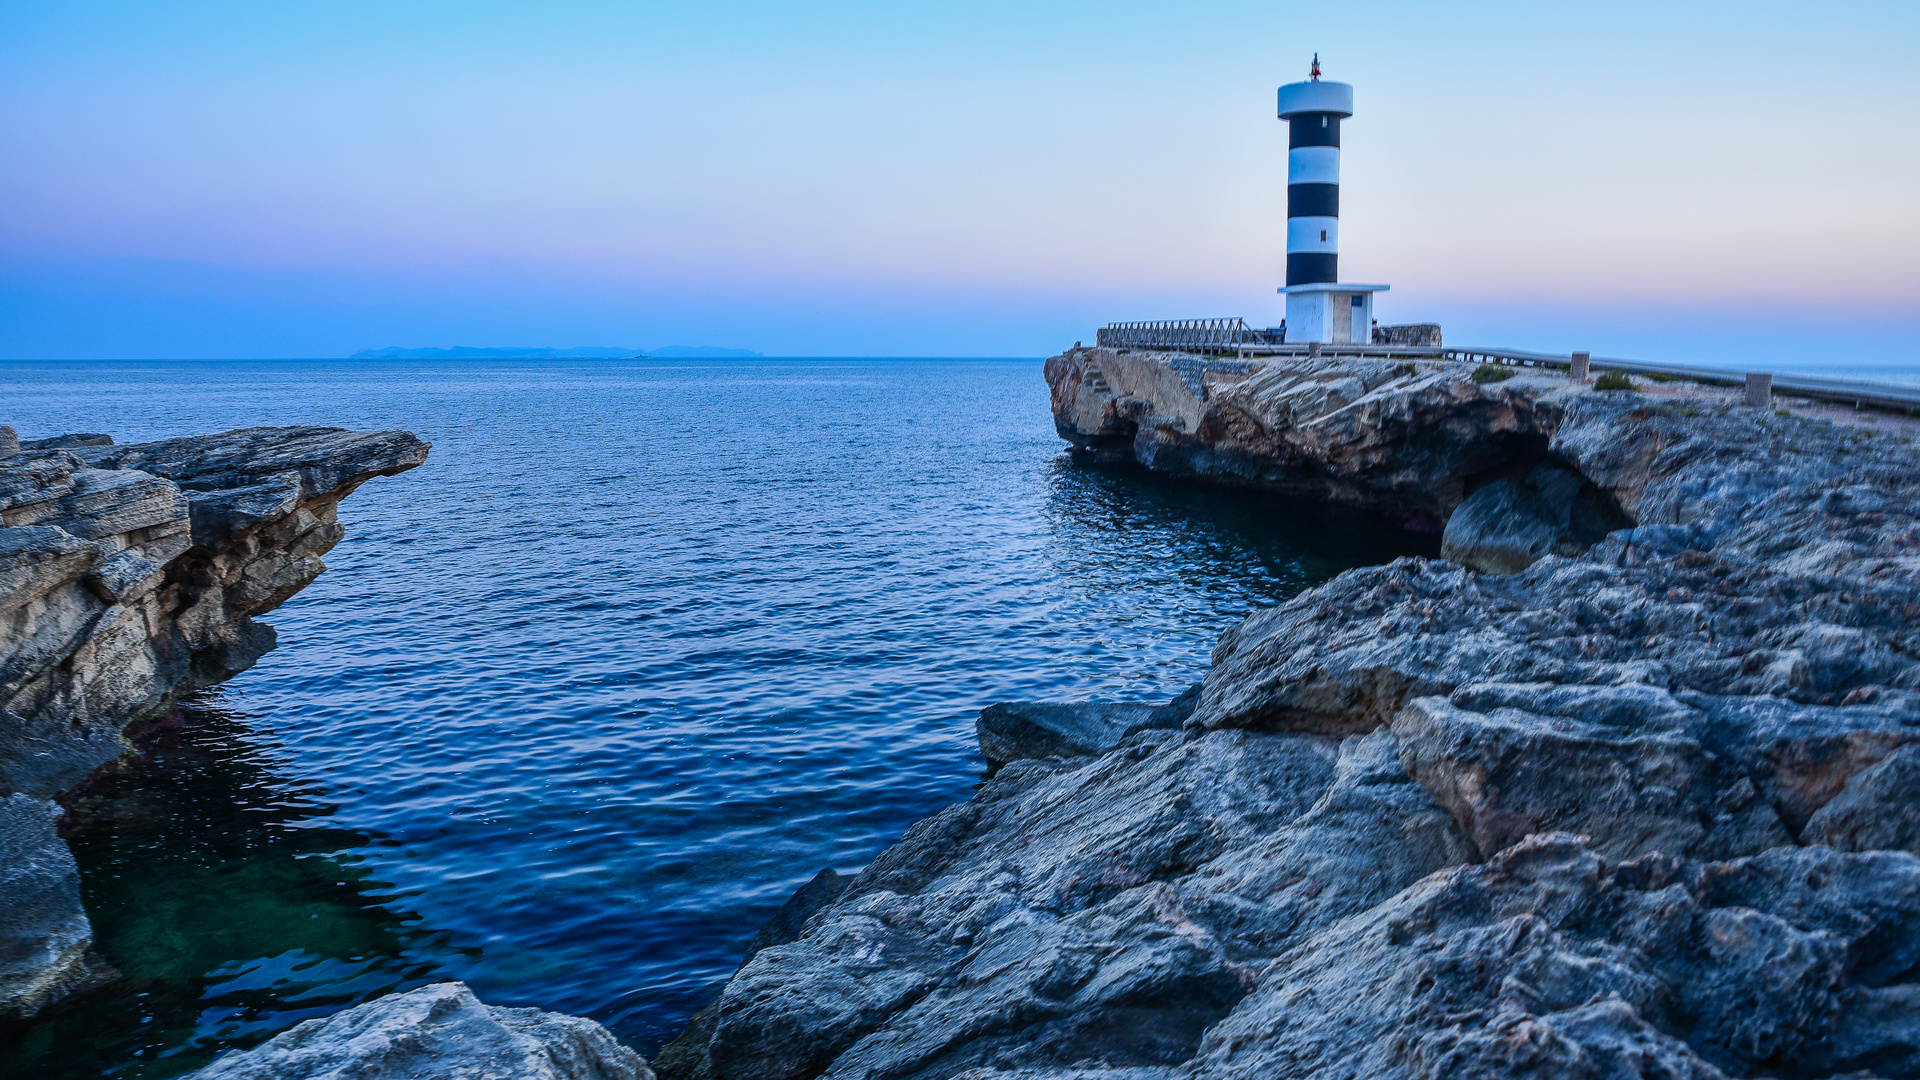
[0, 705, 471, 1080]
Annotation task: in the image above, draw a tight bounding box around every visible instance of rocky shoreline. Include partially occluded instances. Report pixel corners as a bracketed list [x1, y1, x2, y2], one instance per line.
[8, 345, 1920, 1079]
[0, 426, 428, 1019]
[3, 423, 655, 1079]
[645, 350, 1920, 1079]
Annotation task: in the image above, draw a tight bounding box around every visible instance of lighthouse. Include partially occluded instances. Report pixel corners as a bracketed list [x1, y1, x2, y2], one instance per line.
[1277, 57, 1387, 345]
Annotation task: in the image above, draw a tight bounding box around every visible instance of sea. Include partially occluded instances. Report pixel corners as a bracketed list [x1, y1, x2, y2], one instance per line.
[0, 357, 1440, 1079]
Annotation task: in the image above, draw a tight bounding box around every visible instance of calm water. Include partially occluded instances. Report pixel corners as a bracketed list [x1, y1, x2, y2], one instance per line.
[1678, 360, 1920, 389]
[0, 358, 1436, 1078]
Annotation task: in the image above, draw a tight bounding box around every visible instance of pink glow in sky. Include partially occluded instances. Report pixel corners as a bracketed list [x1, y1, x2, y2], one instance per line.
[3, 0, 1916, 361]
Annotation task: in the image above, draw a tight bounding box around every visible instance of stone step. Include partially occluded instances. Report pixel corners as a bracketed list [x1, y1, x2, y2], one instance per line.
[1083, 362, 1110, 393]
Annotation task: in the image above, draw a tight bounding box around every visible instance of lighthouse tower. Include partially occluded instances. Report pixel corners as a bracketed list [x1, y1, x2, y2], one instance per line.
[1277, 57, 1387, 345]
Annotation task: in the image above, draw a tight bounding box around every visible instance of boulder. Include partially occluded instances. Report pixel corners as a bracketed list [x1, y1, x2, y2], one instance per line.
[191, 981, 653, 1080]
[975, 686, 1200, 763]
[1439, 462, 1626, 575]
[1392, 690, 1791, 862]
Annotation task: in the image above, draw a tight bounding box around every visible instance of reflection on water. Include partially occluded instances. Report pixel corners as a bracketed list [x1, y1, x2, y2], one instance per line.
[0, 358, 1440, 1076]
[1, 706, 467, 1080]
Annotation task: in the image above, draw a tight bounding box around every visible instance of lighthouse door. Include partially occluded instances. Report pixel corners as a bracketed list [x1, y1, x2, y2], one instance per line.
[1331, 293, 1354, 343]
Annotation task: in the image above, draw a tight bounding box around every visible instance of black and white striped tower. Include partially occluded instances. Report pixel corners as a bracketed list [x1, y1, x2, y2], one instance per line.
[1277, 56, 1387, 345]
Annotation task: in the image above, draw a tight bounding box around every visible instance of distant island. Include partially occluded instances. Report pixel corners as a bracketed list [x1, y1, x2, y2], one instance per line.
[348, 345, 764, 359]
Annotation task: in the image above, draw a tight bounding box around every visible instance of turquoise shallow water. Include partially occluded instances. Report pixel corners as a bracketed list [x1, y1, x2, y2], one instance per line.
[0, 358, 1438, 1077]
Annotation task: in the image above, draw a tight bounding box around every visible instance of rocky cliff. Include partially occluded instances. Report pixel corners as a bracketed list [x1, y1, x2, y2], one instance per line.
[654, 352, 1920, 1080]
[0, 424, 429, 1018]
[1043, 346, 1634, 536]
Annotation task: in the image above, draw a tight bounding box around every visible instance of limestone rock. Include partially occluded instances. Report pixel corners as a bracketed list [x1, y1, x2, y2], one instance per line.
[1186, 834, 1920, 1079]
[1, 426, 430, 798]
[191, 981, 653, 1080]
[975, 687, 1199, 764]
[1439, 462, 1627, 575]
[746, 867, 855, 959]
[1806, 743, 1920, 855]
[656, 354, 1920, 1079]
[1045, 347, 1564, 525]
[0, 424, 428, 1017]
[977, 703, 1161, 763]
[20, 433, 111, 450]
[1393, 690, 1791, 862]
[688, 727, 1470, 1080]
[0, 794, 114, 1017]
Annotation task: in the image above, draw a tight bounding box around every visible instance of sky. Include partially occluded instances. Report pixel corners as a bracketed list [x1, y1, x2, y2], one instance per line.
[3, 0, 1917, 362]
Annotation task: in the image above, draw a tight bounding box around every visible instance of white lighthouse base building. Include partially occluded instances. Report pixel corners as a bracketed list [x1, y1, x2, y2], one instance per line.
[1283, 282, 1388, 345]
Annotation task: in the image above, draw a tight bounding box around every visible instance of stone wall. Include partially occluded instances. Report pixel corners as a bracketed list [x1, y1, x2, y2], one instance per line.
[1373, 322, 1442, 346]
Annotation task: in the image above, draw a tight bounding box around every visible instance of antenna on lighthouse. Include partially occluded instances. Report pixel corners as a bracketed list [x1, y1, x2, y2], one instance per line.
[1309, 53, 1320, 81]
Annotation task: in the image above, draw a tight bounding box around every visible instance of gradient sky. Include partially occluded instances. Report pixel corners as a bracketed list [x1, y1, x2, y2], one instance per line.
[3, 0, 1917, 361]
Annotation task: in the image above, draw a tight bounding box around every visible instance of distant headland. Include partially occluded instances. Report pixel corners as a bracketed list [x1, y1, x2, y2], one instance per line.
[348, 345, 764, 359]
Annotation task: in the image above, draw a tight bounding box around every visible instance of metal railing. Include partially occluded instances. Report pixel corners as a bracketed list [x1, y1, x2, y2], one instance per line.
[1091, 320, 1920, 414]
[1097, 319, 1285, 351]
[1441, 346, 1920, 414]
[1097, 318, 1442, 354]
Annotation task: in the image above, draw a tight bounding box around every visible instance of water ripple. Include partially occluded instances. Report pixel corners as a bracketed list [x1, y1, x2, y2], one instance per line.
[0, 358, 1436, 1076]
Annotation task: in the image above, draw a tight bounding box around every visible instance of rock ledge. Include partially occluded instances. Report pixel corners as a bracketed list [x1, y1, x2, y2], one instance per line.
[0, 424, 429, 1017]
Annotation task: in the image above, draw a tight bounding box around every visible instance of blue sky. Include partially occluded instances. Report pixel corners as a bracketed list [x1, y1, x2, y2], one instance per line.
[3, 0, 1916, 361]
